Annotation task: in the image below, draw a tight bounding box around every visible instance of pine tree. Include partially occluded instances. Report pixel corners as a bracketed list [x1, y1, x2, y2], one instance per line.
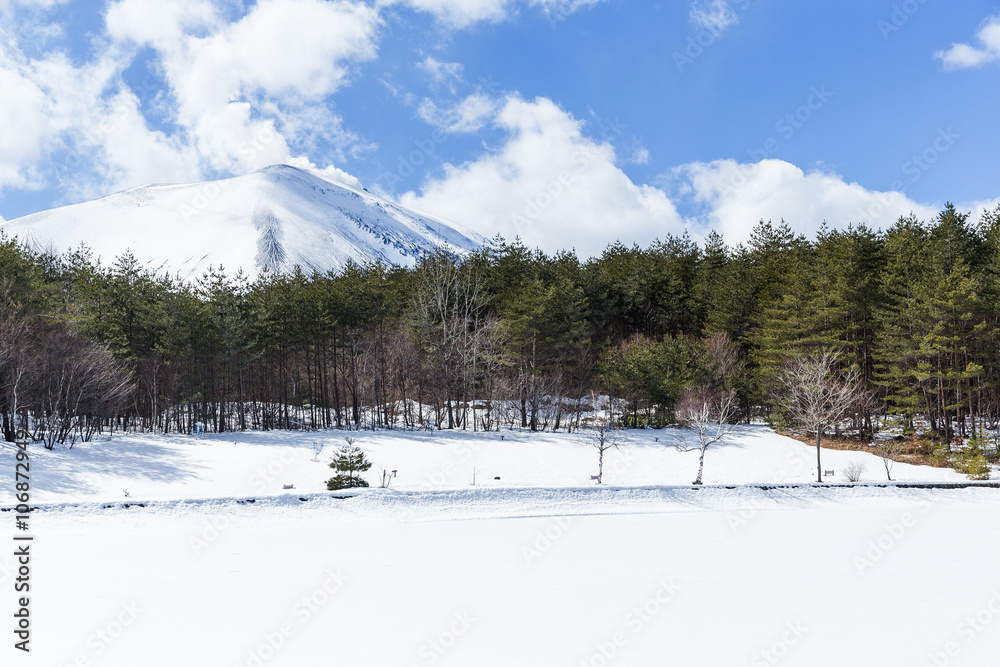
[327, 439, 372, 490]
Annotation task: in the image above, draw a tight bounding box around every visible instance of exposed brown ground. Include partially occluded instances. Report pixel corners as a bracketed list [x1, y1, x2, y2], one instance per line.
[775, 429, 953, 469]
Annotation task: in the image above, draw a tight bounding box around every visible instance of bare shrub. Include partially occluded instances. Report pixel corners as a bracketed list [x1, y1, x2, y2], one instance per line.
[843, 460, 868, 483]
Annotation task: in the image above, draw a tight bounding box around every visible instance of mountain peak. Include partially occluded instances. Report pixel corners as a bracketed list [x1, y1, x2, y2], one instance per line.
[0, 168, 483, 280]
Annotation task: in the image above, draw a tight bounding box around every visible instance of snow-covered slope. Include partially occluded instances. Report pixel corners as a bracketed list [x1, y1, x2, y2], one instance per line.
[3, 425, 967, 505]
[0, 165, 484, 279]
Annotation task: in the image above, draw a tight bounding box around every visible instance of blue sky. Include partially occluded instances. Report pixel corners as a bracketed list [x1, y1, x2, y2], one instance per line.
[1, 0, 998, 257]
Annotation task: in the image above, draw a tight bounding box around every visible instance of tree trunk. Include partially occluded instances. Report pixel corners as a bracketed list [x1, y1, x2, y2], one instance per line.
[694, 445, 706, 485]
[816, 431, 823, 483]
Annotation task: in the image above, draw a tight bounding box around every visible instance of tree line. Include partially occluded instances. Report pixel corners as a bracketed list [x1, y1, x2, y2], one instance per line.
[1, 203, 998, 446]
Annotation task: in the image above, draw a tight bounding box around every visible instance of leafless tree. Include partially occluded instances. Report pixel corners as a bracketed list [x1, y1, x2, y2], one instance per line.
[843, 460, 868, 483]
[778, 350, 867, 483]
[412, 250, 504, 430]
[584, 413, 625, 484]
[33, 326, 133, 448]
[0, 318, 29, 441]
[673, 388, 737, 485]
[872, 439, 905, 481]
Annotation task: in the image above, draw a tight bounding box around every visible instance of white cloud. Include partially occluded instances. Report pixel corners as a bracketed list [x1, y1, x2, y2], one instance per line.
[0, 55, 52, 189]
[417, 93, 498, 133]
[530, 0, 604, 15]
[402, 98, 967, 257]
[628, 145, 651, 165]
[935, 15, 1000, 70]
[0, 0, 382, 198]
[402, 96, 682, 257]
[416, 56, 464, 92]
[82, 90, 202, 194]
[689, 0, 738, 35]
[133, 0, 380, 177]
[667, 159, 941, 243]
[378, 0, 604, 29]
[104, 0, 219, 48]
[0, 31, 127, 193]
[378, 0, 512, 28]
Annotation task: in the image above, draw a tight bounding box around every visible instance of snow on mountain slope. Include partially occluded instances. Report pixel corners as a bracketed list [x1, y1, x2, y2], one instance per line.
[0, 165, 485, 279]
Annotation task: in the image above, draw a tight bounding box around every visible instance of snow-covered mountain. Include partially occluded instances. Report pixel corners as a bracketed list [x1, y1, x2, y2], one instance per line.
[0, 165, 484, 280]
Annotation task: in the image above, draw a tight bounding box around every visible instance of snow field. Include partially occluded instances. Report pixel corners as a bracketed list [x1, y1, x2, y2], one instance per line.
[5, 425, 965, 506]
[6, 498, 1000, 666]
[2, 425, 997, 666]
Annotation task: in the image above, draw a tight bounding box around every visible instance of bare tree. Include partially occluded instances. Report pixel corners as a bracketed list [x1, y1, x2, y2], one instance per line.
[673, 389, 737, 485]
[778, 350, 866, 483]
[843, 460, 868, 483]
[584, 413, 625, 484]
[872, 439, 905, 481]
[0, 316, 29, 441]
[32, 326, 133, 448]
[412, 250, 498, 430]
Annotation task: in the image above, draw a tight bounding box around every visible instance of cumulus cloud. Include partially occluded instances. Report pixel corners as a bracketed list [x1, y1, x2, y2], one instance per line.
[666, 159, 942, 243]
[0, 29, 127, 194]
[401, 96, 975, 257]
[402, 96, 682, 258]
[0, 54, 52, 189]
[1, 0, 614, 203]
[111, 0, 380, 175]
[935, 15, 1000, 70]
[689, 0, 738, 35]
[0, 0, 382, 199]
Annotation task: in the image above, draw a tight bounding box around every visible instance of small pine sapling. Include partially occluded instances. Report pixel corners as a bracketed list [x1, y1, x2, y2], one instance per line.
[327, 438, 373, 490]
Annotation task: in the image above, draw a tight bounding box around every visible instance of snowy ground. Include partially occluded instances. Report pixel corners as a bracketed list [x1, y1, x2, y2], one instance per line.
[6, 425, 967, 505]
[3, 426, 998, 666]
